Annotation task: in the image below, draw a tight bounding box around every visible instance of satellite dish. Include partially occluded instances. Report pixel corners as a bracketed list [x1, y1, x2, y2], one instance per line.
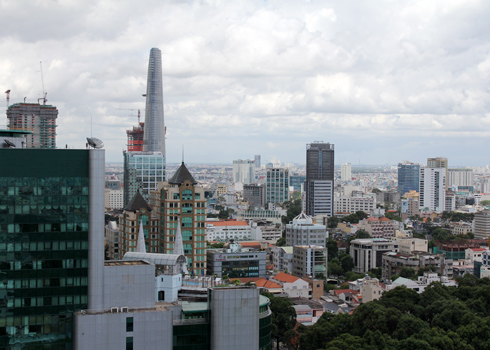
[4, 139, 16, 148]
[86, 137, 104, 149]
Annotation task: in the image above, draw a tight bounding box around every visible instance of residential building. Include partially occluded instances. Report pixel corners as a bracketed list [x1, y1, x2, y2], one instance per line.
[243, 183, 266, 208]
[290, 299, 325, 326]
[341, 163, 352, 182]
[334, 195, 375, 215]
[105, 188, 124, 209]
[386, 272, 456, 293]
[6, 101, 58, 148]
[0, 148, 105, 349]
[382, 251, 453, 280]
[238, 208, 284, 225]
[474, 209, 490, 239]
[266, 167, 289, 205]
[356, 217, 396, 239]
[448, 169, 474, 189]
[401, 197, 420, 220]
[465, 247, 488, 262]
[376, 191, 401, 205]
[451, 221, 473, 235]
[233, 159, 255, 184]
[427, 157, 448, 190]
[359, 276, 384, 303]
[397, 162, 420, 195]
[149, 162, 208, 275]
[254, 155, 261, 168]
[306, 142, 334, 217]
[206, 241, 266, 278]
[123, 151, 165, 207]
[350, 238, 398, 273]
[105, 221, 120, 260]
[445, 191, 456, 212]
[206, 220, 251, 241]
[292, 246, 328, 278]
[249, 220, 282, 241]
[285, 212, 327, 247]
[143, 48, 165, 156]
[419, 167, 446, 213]
[271, 272, 311, 298]
[397, 238, 428, 254]
[270, 246, 294, 273]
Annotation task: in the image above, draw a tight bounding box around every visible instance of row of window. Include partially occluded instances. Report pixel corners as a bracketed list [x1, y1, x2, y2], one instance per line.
[5, 294, 87, 308]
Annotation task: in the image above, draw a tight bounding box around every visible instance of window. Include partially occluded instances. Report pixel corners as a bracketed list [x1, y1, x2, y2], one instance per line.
[126, 337, 133, 350]
[126, 317, 133, 332]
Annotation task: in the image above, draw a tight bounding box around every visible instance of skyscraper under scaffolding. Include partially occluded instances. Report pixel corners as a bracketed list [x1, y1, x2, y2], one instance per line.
[6, 101, 58, 149]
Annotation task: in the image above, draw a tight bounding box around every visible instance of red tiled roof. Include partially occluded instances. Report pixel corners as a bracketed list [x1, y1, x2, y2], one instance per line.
[470, 248, 487, 251]
[333, 289, 359, 296]
[266, 264, 274, 270]
[274, 272, 299, 283]
[379, 217, 392, 221]
[366, 217, 378, 221]
[240, 242, 261, 249]
[211, 221, 249, 226]
[230, 277, 282, 289]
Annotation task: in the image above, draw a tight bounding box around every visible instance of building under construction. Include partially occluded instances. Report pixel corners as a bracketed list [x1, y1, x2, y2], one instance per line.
[126, 117, 144, 152]
[6, 101, 58, 149]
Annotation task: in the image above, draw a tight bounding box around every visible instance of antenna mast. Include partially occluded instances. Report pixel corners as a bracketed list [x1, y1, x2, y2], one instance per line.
[5, 90, 10, 107]
[40, 61, 47, 105]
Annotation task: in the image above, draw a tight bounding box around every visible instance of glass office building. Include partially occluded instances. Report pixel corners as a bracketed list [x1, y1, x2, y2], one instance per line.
[0, 149, 104, 350]
[398, 162, 420, 196]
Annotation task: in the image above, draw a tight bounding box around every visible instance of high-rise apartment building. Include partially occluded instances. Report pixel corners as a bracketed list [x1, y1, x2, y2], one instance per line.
[123, 151, 165, 206]
[266, 167, 289, 205]
[0, 148, 105, 349]
[448, 169, 474, 189]
[232, 159, 255, 184]
[243, 183, 265, 208]
[150, 162, 207, 275]
[143, 48, 165, 157]
[7, 102, 58, 148]
[285, 212, 327, 247]
[306, 142, 334, 217]
[419, 167, 446, 213]
[254, 155, 261, 168]
[474, 210, 490, 239]
[341, 163, 352, 182]
[427, 157, 448, 190]
[397, 161, 420, 195]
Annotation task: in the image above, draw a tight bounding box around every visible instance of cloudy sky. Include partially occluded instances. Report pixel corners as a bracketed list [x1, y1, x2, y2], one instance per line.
[1, 0, 490, 166]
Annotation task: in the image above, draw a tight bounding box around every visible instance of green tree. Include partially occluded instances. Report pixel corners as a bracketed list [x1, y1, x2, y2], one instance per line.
[339, 253, 354, 273]
[328, 259, 344, 278]
[261, 292, 297, 349]
[326, 238, 339, 261]
[276, 237, 286, 246]
[327, 216, 340, 228]
[281, 198, 302, 225]
[399, 267, 417, 280]
[356, 229, 371, 239]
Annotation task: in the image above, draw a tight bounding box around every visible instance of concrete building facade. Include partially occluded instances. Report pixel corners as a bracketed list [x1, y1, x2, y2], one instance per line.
[233, 159, 255, 184]
[266, 167, 289, 205]
[341, 163, 352, 182]
[285, 212, 327, 247]
[292, 246, 328, 278]
[350, 238, 398, 273]
[419, 167, 446, 213]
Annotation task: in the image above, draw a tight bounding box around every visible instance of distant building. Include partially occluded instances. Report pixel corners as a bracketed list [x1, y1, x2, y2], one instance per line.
[233, 159, 255, 184]
[419, 167, 446, 213]
[266, 167, 290, 205]
[271, 272, 311, 298]
[7, 101, 58, 148]
[290, 175, 306, 192]
[292, 245, 328, 278]
[427, 157, 448, 190]
[271, 246, 294, 273]
[401, 197, 420, 220]
[448, 168, 474, 189]
[206, 220, 251, 241]
[206, 241, 266, 278]
[105, 188, 124, 209]
[341, 163, 352, 182]
[350, 238, 398, 273]
[306, 142, 334, 217]
[382, 251, 453, 280]
[376, 191, 401, 205]
[397, 238, 428, 254]
[451, 221, 472, 235]
[397, 162, 420, 196]
[254, 155, 261, 168]
[243, 183, 266, 208]
[359, 276, 384, 303]
[123, 151, 165, 206]
[474, 209, 490, 239]
[356, 217, 397, 239]
[285, 212, 327, 247]
[334, 196, 375, 215]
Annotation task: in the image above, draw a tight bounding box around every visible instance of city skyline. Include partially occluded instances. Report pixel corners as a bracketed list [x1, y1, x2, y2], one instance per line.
[2, 1, 490, 165]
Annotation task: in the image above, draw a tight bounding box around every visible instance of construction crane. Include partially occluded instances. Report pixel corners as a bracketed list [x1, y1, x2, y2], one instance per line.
[116, 108, 144, 124]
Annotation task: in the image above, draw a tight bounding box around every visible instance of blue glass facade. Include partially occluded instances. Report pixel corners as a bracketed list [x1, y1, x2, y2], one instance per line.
[397, 163, 420, 195]
[0, 149, 91, 350]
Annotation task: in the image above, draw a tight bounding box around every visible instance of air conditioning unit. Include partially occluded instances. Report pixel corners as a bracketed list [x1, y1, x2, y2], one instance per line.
[111, 307, 118, 313]
[121, 307, 129, 313]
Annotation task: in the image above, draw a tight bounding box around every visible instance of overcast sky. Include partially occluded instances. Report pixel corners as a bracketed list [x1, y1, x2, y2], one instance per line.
[1, 0, 490, 166]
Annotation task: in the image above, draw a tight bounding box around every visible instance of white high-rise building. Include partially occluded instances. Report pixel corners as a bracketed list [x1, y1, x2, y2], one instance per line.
[419, 167, 446, 213]
[448, 169, 474, 188]
[233, 159, 255, 184]
[285, 212, 327, 247]
[341, 163, 352, 182]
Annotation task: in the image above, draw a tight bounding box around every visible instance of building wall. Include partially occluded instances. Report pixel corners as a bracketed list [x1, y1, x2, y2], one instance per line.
[334, 196, 375, 215]
[210, 287, 260, 350]
[243, 184, 265, 208]
[286, 220, 327, 247]
[350, 239, 398, 273]
[448, 169, 474, 188]
[292, 246, 328, 278]
[474, 210, 490, 239]
[341, 163, 351, 182]
[206, 251, 267, 278]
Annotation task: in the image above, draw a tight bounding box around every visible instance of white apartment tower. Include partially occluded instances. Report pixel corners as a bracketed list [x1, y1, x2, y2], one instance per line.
[233, 159, 255, 184]
[419, 167, 446, 213]
[341, 163, 352, 182]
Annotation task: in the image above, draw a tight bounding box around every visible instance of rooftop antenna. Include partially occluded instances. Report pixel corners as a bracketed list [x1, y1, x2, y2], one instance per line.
[40, 61, 47, 105]
[182, 145, 184, 163]
[5, 90, 10, 107]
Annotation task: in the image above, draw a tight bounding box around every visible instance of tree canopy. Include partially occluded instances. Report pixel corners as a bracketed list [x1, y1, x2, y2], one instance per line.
[299, 276, 490, 350]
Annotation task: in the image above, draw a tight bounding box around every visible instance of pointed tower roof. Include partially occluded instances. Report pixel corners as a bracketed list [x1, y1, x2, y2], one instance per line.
[136, 220, 146, 253]
[168, 162, 197, 185]
[174, 216, 189, 275]
[124, 191, 151, 212]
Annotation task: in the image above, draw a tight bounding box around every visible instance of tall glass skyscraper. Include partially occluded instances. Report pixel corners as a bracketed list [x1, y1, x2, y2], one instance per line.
[0, 148, 105, 349]
[143, 48, 165, 157]
[397, 162, 420, 195]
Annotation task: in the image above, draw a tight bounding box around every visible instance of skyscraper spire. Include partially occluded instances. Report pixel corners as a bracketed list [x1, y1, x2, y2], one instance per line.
[174, 216, 188, 275]
[143, 48, 165, 157]
[136, 220, 146, 253]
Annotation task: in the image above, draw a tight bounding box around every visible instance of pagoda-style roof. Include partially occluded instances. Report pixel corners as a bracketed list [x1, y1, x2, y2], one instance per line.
[168, 162, 197, 185]
[124, 191, 151, 212]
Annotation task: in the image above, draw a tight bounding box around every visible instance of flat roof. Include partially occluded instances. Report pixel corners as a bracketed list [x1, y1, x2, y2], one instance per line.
[104, 260, 151, 266]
